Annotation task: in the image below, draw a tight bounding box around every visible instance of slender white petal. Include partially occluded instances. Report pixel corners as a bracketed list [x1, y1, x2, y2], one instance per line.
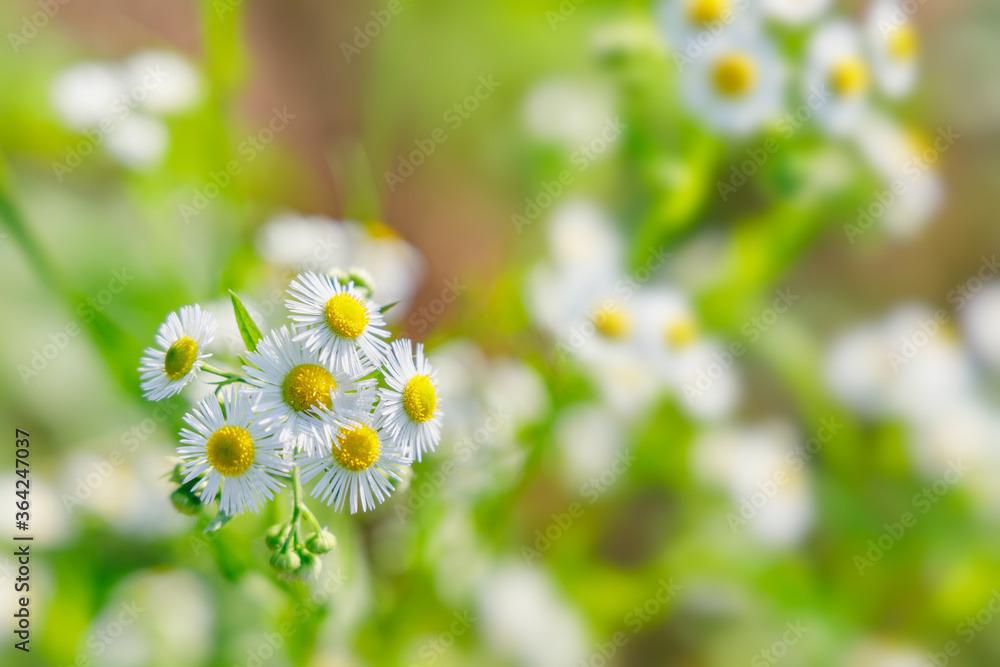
[138, 304, 217, 401]
[177, 386, 289, 515]
[378, 339, 444, 462]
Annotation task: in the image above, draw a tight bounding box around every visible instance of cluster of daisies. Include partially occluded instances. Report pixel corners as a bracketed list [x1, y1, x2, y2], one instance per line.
[655, 0, 941, 237]
[139, 271, 443, 523]
[660, 0, 919, 136]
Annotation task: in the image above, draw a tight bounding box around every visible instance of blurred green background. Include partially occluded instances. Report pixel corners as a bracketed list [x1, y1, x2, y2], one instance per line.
[2, 0, 1000, 665]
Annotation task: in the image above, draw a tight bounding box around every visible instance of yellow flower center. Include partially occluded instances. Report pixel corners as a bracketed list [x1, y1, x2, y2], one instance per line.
[591, 306, 630, 340]
[665, 318, 698, 349]
[403, 375, 438, 423]
[206, 426, 255, 477]
[712, 53, 757, 98]
[888, 25, 918, 61]
[688, 0, 729, 26]
[324, 293, 369, 339]
[282, 364, 336, 413]
[164, 336, 199, 380]
[829, 58, 869, 97]
[333, 424, 381, 472]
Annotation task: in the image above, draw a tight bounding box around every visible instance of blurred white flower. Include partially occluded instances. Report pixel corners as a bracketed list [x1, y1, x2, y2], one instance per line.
[88, 569, 214, 667]
[960, 283, 1000, 370]
[656, 0, 760, 51]
[254, 214, 424, 321]
[554, 402, 626, 488]
[123, 50, 202, 115]
[50, 61, 125, 130]
[851, 110, 944, 239]
[681, 28, 787, 136]
[674, 340, 742, 421]
[477, 563, 589, 667]
[866, 0, 919, 98]
[806, 21, 870, 135]
[522, 78, 617, 147]
[762, 0, 831, 26]
[693, 420, 814, 547]
[104, 114, 169, 170]
[482, 358, 550, 426]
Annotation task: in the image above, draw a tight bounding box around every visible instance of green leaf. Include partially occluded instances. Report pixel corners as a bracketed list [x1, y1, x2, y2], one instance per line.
[379, 300, 399, 314]
[204, 510, 234, 534]
[229, 290, 263, 352]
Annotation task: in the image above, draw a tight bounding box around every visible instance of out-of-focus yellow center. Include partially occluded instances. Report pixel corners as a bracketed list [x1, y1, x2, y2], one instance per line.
[206, 426, 255, 477]
[712, 53, 757, 98]
[403, 375, 437, 423]
[282, 364, 336, 413]
[333, 424, 380, 472]
[164, 336, 199, 380]
[591, 306, 630, 339]
[665, 318, 698, 349]
[367, 221, 400, 240]
[888, 25, 918, 61]
[688, 0, 729, 26]
[829, 58, 869, 97]
[324, 293, 369, 339]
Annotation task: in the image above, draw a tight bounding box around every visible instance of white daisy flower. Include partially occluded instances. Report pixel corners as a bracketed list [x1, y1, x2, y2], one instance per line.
[656, 0, 757, 52]
[806, 21, 871, 135]
[761, 0, 831, 26]
[123, 49, 202, 115]
[682, 28, 787, 136]
[139, 304, 217, 401]
[104, 113, 169, 170]
[285, 272, 390, 376]
[299, 391, 411, 514]
[866, 0, 919, 98]
[243, 326, 373, 456]
[378, 339, 443, 461]
[49, 61, 125, 131]
[177, 386, 289, 515]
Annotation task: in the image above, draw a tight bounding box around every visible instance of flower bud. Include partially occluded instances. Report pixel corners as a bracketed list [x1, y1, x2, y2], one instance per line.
[265, 524, 287, 551]
[269, 549, 301, 574]
[305, 529, 337, 554]
[296, 551, 323, 580]
[170, 486, 201, 516]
